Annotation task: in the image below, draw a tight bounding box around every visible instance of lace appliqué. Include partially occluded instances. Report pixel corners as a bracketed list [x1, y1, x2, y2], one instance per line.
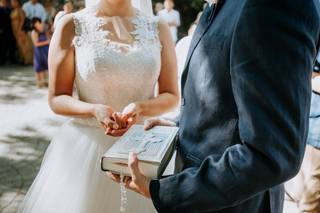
[72, 9, 161, 80]
[73, 11, 109, 79]
[131, 14, 162, 49]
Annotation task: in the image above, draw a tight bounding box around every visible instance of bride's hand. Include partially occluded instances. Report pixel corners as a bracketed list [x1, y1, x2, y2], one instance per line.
[93, 104, 119, 133]
[106, 103, 142, 137]
[105, 112, 130, 137]
[121, 102, 142, 126]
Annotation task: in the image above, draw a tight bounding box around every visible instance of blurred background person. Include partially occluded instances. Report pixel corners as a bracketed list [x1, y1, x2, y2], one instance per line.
[175, 23, 196, 84]
[154, 2, 163, 15]
[44, 0, 56, 32]
[175, 11, 201, 80]
[53, 0, 73, 30]
[22, 0, 47, 23]
[0, 0, 17, 65]
[158, 0, 180, 43]
[10, 0, 33, 65]
[285, 56, 320, 213]
[162, 13, 200, 122]
[31, 17, 49, 88]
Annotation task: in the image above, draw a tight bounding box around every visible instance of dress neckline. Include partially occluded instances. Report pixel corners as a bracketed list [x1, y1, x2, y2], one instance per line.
[73, 7, 161, 54]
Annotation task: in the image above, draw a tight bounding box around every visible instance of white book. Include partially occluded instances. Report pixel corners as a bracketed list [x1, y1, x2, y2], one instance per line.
[101, 124, 179, 178]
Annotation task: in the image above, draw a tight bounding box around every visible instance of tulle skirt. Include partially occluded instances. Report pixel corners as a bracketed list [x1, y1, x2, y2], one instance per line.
[17, 119, 157, 213]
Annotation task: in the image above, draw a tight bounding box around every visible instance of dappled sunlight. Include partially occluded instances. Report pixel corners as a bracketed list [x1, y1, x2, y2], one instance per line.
[0, 66, 45, 105]
[0, 66, 64, 212]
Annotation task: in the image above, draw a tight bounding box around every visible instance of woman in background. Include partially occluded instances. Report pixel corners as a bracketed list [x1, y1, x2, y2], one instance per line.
[44, 0, 56, 34]
[0, 0, 17, 65]
[154, 2, 163, 15]
[53, 0, 73, 30]
[11, 0, 33, 65]
[31, 17, 50, 88]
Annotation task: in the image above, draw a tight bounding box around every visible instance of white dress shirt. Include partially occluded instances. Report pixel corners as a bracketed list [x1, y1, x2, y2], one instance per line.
[158, 9, 181, 43]
[22, 1, 47, 22]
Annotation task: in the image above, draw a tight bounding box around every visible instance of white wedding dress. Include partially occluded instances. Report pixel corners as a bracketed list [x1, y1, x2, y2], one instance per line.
[18, 7, 161, 213]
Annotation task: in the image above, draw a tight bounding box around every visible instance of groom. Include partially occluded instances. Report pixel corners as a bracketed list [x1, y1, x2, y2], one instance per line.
[108, 0, 320, 212]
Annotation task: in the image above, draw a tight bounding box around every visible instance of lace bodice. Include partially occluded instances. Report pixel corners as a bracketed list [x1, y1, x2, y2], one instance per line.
[72, 7, 161, 114]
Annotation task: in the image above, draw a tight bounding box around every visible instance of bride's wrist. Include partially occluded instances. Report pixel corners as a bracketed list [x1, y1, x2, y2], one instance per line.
[135, 102, 145, 116]
[91, 104, 105, 118]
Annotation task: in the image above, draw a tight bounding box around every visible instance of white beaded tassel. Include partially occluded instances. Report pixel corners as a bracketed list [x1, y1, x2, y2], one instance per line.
[120, 173, 127, 212]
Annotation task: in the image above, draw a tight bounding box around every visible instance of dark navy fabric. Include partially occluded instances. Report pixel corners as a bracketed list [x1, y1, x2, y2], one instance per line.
[150, 0, 320, 212]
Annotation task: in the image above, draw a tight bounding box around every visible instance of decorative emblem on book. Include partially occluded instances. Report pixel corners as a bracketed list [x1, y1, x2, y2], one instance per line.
[118, 132, 163, 155]
[101, 124, 179, 178]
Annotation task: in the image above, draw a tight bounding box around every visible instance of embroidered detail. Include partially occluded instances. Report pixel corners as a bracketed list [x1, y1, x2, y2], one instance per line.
[72, 8, 161, 80]
[73, 9, 161, 53]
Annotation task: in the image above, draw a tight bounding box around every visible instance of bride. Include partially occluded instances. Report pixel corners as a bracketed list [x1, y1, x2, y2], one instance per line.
[17, 0, 179, 212]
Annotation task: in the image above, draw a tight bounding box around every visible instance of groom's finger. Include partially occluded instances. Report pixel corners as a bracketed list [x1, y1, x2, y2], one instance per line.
[144, 118, 159, 130]
[106, 172, 120, 183]
[128, 152, 142, 182]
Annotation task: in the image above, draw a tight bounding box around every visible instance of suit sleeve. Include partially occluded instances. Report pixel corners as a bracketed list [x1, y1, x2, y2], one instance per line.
[150, 1, 319, 212]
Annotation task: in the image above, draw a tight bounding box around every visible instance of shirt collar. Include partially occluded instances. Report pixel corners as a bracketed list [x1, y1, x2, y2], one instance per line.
[206, 0, 218, 6]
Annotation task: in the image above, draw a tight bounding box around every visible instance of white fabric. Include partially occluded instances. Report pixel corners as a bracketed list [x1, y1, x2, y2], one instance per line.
[53, 11, 67, 30]
[162, 35, 192, 121]
[18, 7, 161, 213]
[176, 36, 192, 81]
[158, 9, 181, 43]
[22, 1, 47, 21]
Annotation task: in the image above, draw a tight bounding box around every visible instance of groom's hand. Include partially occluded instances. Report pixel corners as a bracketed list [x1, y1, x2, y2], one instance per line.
[144, 117, 177, 130]
[106, 152, 151, 198]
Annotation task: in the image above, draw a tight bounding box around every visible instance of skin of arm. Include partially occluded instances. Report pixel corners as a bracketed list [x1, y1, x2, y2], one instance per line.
[107, 20, 179, 136]
[48, 14, 95, 117]
[133, 19, 180, 117]
[19, 9, 25, 34]
[48, 13, 116, 129]
[31, 30, 50, 47]
[168, 11, 180, 27]
[312, 72, 320, 93]
[49, 14, 179, 136]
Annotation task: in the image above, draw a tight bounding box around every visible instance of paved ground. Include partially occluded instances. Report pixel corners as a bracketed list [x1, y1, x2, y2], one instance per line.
[0, 66, 64, 213]
[0, 66, 298, 212]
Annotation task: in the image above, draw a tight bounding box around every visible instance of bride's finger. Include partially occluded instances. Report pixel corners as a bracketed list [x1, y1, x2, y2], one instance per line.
[109, 128, 128, 137]
[105, 119, 119, 130]
[122, 112, 136, 123]
[105, 127, 112, 135]
[116, 112, 128, 129]
[112, 112, 123, 129]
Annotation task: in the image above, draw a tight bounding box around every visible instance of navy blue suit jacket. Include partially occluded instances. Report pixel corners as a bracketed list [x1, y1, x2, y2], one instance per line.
[150, 0, 320, 212]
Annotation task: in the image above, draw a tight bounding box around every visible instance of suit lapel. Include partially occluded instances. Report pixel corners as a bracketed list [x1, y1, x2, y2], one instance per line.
[184, 6, 213, 71]
[181, 1, 225, 97]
